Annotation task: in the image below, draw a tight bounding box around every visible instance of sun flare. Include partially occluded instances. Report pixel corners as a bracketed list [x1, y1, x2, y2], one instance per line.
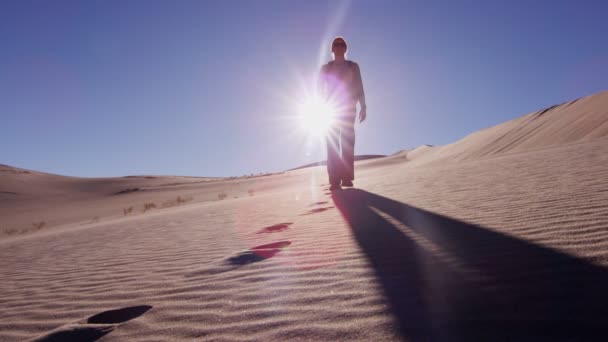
[297, 96, 337, 136]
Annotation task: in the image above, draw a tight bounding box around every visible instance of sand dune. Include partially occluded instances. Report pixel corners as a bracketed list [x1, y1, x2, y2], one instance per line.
[403, 90, 608, 165]
[0, 165, 268, 236]
[1, 91, 608, 340]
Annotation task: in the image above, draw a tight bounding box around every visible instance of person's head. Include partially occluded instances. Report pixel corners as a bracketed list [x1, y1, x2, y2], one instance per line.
[331, 36, 347, 59]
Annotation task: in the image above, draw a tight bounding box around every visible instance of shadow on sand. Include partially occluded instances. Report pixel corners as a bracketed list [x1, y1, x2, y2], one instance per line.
[34, 305, 152, 342]
[227, 241, 292, 266]
[332, 189, 608, 341]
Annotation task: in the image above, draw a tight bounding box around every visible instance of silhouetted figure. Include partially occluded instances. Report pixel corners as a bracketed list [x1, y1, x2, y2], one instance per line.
[318, 37, 367, 191]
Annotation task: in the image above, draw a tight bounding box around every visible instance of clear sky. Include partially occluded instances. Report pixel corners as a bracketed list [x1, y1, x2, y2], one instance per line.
[2, 0, 607, 177]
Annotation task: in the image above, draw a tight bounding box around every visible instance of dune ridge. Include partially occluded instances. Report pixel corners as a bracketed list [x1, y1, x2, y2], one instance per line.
[408, 91, 608, 165]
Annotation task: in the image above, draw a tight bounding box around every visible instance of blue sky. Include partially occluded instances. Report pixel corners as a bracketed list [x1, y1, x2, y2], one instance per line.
[1, 0, 607, 177]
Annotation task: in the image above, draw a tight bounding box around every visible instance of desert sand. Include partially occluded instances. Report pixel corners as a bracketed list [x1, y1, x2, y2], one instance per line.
[1, 91, 608, 341]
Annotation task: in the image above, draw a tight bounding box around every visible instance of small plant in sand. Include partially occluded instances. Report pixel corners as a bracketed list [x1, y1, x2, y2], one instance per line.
[176, 195, 193, 204]
[143, 202, 157, 212]
[32, 221, 45, 230]
[161, 195, 193, 208]
[123, 206, 133, 216]
[218, 192, 228, 200]
[248, 189, 255, 196]
[2, 226, 18, 235]
[90, 216, 100, 223]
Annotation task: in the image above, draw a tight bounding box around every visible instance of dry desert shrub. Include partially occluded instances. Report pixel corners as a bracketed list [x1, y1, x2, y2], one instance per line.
[2, 226, 19, 235]
[161, 195, 194, 208]
[176, 195, 193, 204]
[32, 221, 45, 230]
[143, 202, 157, 212]
[2, 222, 44, 236]
[218, 192, 228, 200]
[123, 206, 134, 216]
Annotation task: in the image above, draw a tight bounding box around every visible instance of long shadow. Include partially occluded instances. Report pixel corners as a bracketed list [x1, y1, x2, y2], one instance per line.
[332, 189, 608, 341]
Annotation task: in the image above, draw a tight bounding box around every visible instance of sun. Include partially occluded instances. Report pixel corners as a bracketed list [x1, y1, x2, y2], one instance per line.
[296, 96, 337, 136]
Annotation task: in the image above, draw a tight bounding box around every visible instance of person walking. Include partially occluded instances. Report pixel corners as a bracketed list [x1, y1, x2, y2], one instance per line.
[318, 36, 367, 190]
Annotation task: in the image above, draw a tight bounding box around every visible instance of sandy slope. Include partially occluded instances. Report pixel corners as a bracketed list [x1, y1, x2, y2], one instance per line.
[404, 91, 608, 166]
[0, 165, 277, 236]
[1, 91, 608, 341]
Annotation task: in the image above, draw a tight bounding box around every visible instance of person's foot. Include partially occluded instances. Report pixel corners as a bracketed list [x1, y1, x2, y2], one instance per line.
[341, 180, 354, 187]
[329, 184, 342, 191]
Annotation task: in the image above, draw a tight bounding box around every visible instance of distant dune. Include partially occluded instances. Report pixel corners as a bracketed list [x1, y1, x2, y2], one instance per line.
[1, 91, 608, 340]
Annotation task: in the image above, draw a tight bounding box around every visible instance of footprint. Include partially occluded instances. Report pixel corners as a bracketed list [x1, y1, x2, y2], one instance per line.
[256, 222, 292, 234]
[32, 325, 114, 342]
[309, 201, 328, 206]
[228, 241, 292, 265]
[299, 206, 334, 215]
[33, 305, 152, 342]
[226, 251, 267, 265]
[86, 305, 153, 324]
[186, 241, 292, 277]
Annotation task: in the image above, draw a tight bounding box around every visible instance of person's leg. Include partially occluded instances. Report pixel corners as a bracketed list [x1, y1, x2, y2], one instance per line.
[326, 120, 341, 188]
[341, 115, 356, 184]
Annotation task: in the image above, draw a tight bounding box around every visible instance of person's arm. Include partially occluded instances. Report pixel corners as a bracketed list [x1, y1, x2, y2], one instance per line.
[354, 63, 367, 122]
